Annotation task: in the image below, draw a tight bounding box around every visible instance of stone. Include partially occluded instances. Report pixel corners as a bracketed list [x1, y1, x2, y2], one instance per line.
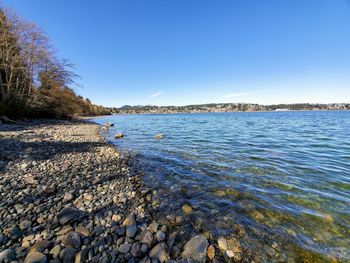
[64, 192, 74, 201]
[24, 252, 47, 263]
[156, 231, 165, 242]
[62, 232, 81, 250]
[28, 240, 51, 253]
[154, 134, 165, 140]
[148, 221, 158, 233]
[36, 217, 45, 224]
[207, 245, 215, 260]
[57, 207, 82, 225]
[83, 193, 93, 201]
[74, 226, 90, 237]
[50, 245, 61, 258]
[218, 237, 241, 253]
[114, 133, 124, 139]
[131, 242, 141, 257]
[140, 230, 153, 246]
[0, 249, 16, 262]
[217, 237, 228, 251]
[126, 224, 137, 238]
[24, 175, 35, 184]
[74, 249, 88, 263]
[181, 235, 208, 263]
[119, 243, 131, 253]
[112, 214, 121, 222]
[149, 243, 169, 263]
[182, 204, 193, 214]
[60, 248, 76, 263]
[57, 226, 73, 236]
[20, 220, 31, 230]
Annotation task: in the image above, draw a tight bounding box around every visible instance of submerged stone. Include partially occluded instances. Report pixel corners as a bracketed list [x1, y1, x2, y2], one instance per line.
[181, 235, 208, 262]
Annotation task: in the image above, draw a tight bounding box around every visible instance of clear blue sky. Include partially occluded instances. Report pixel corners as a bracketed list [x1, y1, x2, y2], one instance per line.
[2, 0, 350, 107]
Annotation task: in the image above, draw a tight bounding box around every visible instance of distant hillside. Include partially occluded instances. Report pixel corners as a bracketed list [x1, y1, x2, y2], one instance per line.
[112, 103, 350, 114]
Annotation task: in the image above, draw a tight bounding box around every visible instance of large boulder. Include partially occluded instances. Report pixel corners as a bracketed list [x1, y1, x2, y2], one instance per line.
[181, 235, 208, 262]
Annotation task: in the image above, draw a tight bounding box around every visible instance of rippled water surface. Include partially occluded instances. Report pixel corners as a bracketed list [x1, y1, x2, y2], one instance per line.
[94, 111, 350, 261]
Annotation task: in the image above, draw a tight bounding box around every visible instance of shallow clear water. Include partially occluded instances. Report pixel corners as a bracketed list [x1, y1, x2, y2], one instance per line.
[93, 111, 350, 261]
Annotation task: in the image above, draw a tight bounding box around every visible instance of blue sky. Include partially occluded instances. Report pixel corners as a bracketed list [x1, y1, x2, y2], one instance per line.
[2, 0, 350, 107]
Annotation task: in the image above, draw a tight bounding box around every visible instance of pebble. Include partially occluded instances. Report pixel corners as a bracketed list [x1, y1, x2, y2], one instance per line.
[119, 243, 131, 253]
[156, 231, 166, 242]
[24, 252, 47, 263]
[182, 204, 193, 214]
[63, 192, 74, 201]
[149, 243, 170, 263]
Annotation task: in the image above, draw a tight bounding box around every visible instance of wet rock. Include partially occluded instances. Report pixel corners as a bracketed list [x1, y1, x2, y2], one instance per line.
[149, 243, 169, 263]
[217, 236, 242, 260]
[181, 235, 208, 262]
[103, 122, 114, 127]
[114, 133, 124, 139]
[154, 134, 165, 140]
[24, 252, 47, 263]
[57, 207, 82, 225]
[0, 249, 16, 262]
[207, 245, 215, 260]
[182, 204, 193, 214]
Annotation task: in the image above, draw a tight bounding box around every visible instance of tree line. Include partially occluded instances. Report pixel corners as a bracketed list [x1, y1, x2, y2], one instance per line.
[0, 7, 111, 119]
[116, 103, 350, 114]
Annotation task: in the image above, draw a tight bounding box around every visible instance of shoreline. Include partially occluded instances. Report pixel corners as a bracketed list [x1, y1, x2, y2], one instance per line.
[0, 119, 340, 263]
[0, 119, 225, 263]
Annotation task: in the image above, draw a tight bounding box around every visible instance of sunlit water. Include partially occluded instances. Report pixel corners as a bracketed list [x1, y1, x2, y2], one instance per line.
[93, 111, 350, 261]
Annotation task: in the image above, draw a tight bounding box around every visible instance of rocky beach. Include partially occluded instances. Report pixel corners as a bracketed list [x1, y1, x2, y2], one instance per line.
[0, 120, 243, 263]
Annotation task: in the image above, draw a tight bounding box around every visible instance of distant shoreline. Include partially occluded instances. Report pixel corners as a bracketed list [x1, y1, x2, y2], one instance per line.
[109, 103, 350, 115]
[106, 108, 350, 116]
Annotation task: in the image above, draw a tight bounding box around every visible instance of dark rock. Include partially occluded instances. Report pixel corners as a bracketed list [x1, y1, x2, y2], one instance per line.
[60, 248, 75, 263]
[57, 208, 82, 225]
[0, 249, 16, 263]
[119, 243, 131, 253]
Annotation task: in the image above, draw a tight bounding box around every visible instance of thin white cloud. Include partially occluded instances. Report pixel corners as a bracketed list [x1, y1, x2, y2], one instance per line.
[149, 91, 164, 98]
[223, 92, 253, 98]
